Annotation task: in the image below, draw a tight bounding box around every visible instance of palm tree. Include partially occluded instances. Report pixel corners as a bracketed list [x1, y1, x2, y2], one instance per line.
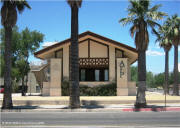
[1, 0, 31, 109]
[119, 0, 167, 108]
[156, 25, 172, 94]
[165, 14, 180, 96]
[67, 0, 82, 109]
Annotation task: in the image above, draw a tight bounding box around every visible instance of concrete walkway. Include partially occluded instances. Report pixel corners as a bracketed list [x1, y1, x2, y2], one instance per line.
[1, 104, 180, 112]
[0, 92, 180, 112]
[0, 92, 180, 105]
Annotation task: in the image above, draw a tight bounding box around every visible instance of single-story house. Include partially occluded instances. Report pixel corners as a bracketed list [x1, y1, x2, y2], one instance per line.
[34, 31, 138, 96]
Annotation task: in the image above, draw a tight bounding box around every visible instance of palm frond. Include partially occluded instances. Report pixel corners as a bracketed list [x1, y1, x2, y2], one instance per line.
[16, 0, 31, 13]
[130, 24, 139, 38]
[119, 17, 134, 26]
[149, 4, 162, 12]
[67, 0, 82, 8]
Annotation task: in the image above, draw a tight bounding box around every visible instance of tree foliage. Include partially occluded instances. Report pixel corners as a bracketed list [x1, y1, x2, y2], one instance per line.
[131, 66, 180, 88]
[0, 26, 44, 88]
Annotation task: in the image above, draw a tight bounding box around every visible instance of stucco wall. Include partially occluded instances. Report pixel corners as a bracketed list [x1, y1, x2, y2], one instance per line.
[109, 46, 115, 81]
[63, 44, 69, 80]
[50, 58, 62, 96]
[79, 40, 88, 58]
[27, 72, 37, 93]
[90, 40, 108, 58]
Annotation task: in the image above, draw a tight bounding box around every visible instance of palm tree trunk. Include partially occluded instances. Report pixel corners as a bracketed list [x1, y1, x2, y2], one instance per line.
[135, 50, 146, 108]
[173, 45, 179, 96]
[21, 76, 25, 96]
[69, 4, 80, 108]
[164, 50, 169, 94]
[2, 26, 13, 109]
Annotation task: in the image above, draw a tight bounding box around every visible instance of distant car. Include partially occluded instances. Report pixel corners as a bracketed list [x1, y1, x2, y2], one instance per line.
[0, 88, 4, 93]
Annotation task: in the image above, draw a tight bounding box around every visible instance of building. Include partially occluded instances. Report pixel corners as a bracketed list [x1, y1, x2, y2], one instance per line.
[34, 31, 138, 96]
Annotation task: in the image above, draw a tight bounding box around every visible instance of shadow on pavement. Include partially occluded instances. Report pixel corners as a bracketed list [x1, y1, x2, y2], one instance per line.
[133, 105, 169, 112]
[61, 100, 104, 109]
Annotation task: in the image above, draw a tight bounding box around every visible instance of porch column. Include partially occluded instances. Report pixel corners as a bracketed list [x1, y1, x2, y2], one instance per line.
[109, 46, 115, 81]
[50, 58, 62, 96]
[116, 58, 129, 96]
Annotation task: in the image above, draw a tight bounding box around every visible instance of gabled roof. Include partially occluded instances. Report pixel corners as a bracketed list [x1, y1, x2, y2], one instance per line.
[34, 31, 137, 56]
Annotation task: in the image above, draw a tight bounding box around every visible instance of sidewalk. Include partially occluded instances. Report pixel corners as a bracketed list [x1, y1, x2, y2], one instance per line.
[0, 92, 180, 112]
[1, 103, 180, 112]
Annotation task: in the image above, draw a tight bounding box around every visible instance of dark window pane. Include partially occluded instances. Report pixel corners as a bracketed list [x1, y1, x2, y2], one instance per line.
[81, 69, 85, 81]
[104, 69, 109, 81]
[95, 70, 100, 81]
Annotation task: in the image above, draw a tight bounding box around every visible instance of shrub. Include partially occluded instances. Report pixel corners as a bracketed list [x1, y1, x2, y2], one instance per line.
[62, 80, 116, 96]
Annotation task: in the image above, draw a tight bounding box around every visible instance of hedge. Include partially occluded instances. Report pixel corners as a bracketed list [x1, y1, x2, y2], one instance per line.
[62, 81, 116, 96]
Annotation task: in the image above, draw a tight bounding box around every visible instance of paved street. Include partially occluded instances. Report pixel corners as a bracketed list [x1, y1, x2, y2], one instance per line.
[1, 111, 180, 127]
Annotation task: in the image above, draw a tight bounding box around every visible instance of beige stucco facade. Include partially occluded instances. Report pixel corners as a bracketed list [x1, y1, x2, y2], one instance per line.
[34, 31, 138, 96]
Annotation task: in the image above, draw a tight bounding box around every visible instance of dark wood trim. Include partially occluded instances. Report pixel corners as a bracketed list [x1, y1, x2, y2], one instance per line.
[89, 38, 109, 58]
[88, 39, 90, 58]
[79, 38, 89, 44]
[54, 48, 63, 58]
[89, 38, 108, 47]
[115, 48, 125, 58]
[34, 31, 137, 63]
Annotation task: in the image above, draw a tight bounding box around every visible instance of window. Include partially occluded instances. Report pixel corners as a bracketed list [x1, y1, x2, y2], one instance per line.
[116, 49, 123, 58]
[80, 68, 109, 81]
[55, 50, 63, 58]
[104, 69, 109, 81]
[80, 69, 86, 81]
[95, 70, 100, 81]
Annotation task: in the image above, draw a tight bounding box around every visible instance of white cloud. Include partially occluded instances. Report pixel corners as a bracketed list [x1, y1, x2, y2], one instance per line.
[146, 50, 165, 56]
[42, 42, 58, 48]
[179, 46, 180, 52]
[179, 63, 180, 72]
[30, 60, 47, 66]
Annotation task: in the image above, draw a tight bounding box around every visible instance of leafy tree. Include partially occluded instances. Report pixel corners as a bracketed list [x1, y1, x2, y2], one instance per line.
[131, 66, 138, 84]
[165, 14, 180, 96]
[131, 66, 154, 88]
[119, 0, 166, 108]
[0, 27, 44, 96]
[154, 73, 164, 88]
[1, 0, 31, 109]
[67, 0, 82, 109]
[17, 28, 44, 96]
[146, 71, 154, 88]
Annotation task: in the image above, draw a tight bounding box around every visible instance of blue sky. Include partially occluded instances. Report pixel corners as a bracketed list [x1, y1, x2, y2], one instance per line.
[0, 0, 180, 74]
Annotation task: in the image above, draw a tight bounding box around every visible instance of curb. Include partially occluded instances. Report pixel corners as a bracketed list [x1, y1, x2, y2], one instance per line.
[122, 107, 180, 112]
[1, 107, 180, 112]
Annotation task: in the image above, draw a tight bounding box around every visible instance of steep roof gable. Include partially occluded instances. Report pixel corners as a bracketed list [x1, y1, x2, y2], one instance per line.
[34, 31, 137, 56]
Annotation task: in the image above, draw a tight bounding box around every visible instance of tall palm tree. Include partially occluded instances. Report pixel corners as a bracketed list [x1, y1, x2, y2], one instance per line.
[1, 0, 31, 109]
[156, 25, 172, 94]
[119, 0, 166, 108]
[67, 0, 82, 109]
[165, 14, 180, 96]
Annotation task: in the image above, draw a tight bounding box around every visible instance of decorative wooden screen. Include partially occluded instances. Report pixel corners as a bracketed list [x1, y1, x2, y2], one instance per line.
[79, 58, 109, 68]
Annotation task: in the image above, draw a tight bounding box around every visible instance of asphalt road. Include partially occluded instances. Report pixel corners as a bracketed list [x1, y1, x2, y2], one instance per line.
[1, 111, 180, 128]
